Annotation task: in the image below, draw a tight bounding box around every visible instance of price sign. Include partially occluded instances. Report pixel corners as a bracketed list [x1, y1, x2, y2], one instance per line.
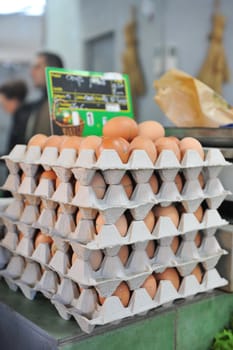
[46, 68, 134, 136]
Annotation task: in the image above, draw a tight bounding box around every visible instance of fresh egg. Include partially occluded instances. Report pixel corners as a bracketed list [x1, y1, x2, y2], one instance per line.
[103, 117, 138, 141]
[194, 206, 204, 222]
[149, 174, 159, 194]
[175, 173, 183, 192]
[79, 135, 102, 151]
[129, 136, 157, 163]
[138, 120, 165, 142]
[96, 137, 130, 163]
[179, 137, 204, 160]
[171, 236, 180, 254]
[154, 205, 179, 228]
[118, 245, 130, 265]
[56, 177, 61, 189]
[191, 264, 203, 283]
[146, 240, 156, 258]
[156, 268, 180, 290]
[141, 274, 157, 299]
[75, 180, 80, 195]
[76, 210, 83, 225]
[96, 214, 128, 237]
[198, 173, 205, 189]
[40, 170, 57, 182]
[59, 136, 83, 154]
[167, 136, 180, 146]
[155, 137, 181, 161]
[28, 134, 48, 149]
[89, 250, 103, 271]
[18, 231, 24, 242]
[194, 232, 202, 247]
[71, 250, 103, 271]
[72, 252, 78, 265]
[144, 210, 155, 232]
[98, 281, 131, 307]
[43, 135, 64, 151]
[21, 172, 26, 183]
[120, 174, 134, 198]
[90, 172, 106, 199]
[51, 242, 58, 256]
[34, 231, 53, 248]
[57, 205, 63, 217]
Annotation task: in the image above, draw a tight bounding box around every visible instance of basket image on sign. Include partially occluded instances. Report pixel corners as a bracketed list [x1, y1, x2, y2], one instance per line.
[52, 99, 85, 136]
[46, 68, 134, 136]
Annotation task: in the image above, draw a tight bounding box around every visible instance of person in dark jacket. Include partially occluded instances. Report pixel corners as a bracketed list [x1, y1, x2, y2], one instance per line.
[0, 80, 30, 153]
[26, 51, 64, 139]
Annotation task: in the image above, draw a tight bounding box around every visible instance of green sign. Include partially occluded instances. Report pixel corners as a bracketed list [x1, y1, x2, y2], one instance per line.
[45, 67, 134, 136]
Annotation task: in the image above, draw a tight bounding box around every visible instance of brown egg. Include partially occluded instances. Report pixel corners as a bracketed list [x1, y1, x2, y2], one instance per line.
[56, 177, 61, 189]
[39, 201, 45, 213]
[18, 231, 24, 242]
[154, 205, 179, 228]
[96, 137, 130, 163]
[198, 173, 205, 189]
[40, 170, 57, 182]
[103, 117, 138, 141]
[191, 264, 203, 283]
[28, 134, 48, 149]
[118, 245, 130, 265]
[171, 236, 180, 254]
[90, 172, 106, 199]
[138, 121, 165, 142]
[98, 281, 130, 307]
[59, 136, 83, 154]
[75, 180, 80, 195]
[72, 252, 78, 265]
[194, 206, 204, 222]
[194, 232, 202, 248]
[179, 137, 204, 160]
[167, 136, 180, 146]
[129, 136, 157, 163]
[43, 135, 64, 150]
[51, 242, 58, 256]
[34, 232, 53, 249]
[120, 174, 134, 198]
[76, 210, 83, 225]
[141, 275, 157, 299]
[89, 250, 103, 271]
[57, 205, 63, 217]
[96, 214, 128, 237]
[144, 210, 155, 232]
[146, 240, 156, 258]
[155, 137, 181, 161]
[156, 268, 180, 290]
[79, 135, 102, 151]
[175, 173, 183, 192]
[21, 172, 26, 183]
[149, 174, 159, 194]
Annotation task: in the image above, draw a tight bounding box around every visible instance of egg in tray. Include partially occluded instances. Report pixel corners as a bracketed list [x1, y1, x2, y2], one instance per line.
[0, 117, 230, 333]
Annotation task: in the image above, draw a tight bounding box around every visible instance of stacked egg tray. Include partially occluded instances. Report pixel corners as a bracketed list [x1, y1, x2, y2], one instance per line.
[0, 144, 230, 333]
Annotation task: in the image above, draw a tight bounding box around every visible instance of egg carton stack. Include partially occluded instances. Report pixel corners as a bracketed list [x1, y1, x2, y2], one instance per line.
[0, 143, 230, 333]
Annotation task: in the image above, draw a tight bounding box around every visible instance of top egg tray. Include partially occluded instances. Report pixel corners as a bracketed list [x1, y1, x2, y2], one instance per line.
[2, 145, 230, 184]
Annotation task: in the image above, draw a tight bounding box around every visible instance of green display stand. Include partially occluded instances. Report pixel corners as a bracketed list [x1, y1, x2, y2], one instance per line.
[1, 280, 233, 349]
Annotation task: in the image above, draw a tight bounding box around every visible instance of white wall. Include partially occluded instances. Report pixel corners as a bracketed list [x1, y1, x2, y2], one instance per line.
[45, 0, 83, 69]
[44, 0, 233, 125]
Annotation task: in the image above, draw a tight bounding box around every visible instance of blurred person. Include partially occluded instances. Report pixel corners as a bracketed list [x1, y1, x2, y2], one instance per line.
[25, 51, 64, 140]
[0, 80, 30, 153]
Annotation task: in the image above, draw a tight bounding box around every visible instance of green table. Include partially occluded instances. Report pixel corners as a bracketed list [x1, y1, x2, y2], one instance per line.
[1, 279, 233, 350]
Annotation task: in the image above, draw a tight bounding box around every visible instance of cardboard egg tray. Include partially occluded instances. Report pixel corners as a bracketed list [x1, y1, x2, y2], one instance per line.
[0, 241, 227, 334]
[0, 144, 230, 333]
[1, 145, 230, 180]
[0, 219, 227, 293]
